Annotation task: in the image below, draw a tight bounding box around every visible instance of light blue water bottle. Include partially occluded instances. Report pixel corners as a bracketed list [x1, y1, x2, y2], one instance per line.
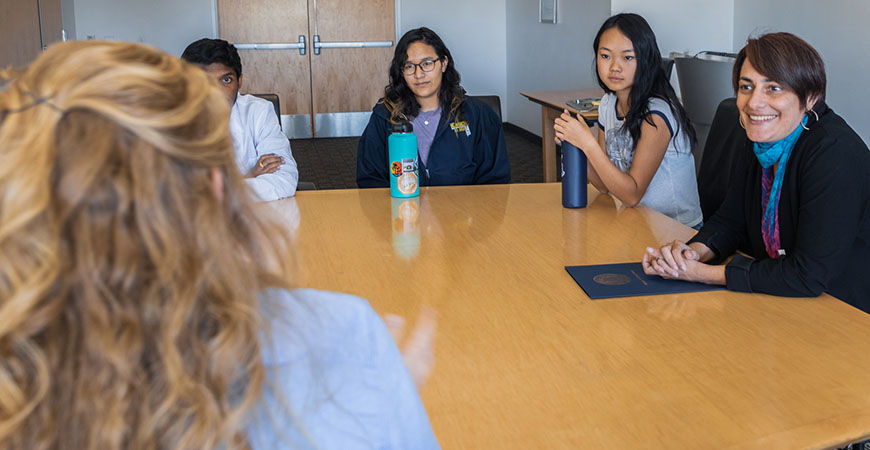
[388, 122, 419, 198]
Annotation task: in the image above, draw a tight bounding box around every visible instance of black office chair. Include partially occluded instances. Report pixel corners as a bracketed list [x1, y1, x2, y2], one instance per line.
[468, 95, 502, 122]
[662, 57, 675, 79]
[250, 93, 312, 190]
[251, 93, 282, 130]
[674, 52, 737, 173]
[297, 181, 317, 191]
[696, 97, 746, 221]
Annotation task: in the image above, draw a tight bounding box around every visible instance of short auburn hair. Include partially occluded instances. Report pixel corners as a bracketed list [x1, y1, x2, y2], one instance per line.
[733, 32, 826, 108]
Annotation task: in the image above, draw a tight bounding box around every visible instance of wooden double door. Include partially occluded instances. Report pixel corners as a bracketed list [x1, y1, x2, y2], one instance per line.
[218, 0, 395, 138]
[0, 0, 63, 70]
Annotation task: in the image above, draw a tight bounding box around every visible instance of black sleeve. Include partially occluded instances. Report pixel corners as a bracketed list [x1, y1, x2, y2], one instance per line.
[688, 140, 752, 264]
[725, 134, 866, 297]
[356, 112, 390, 188]
[471, 103, 511, 185]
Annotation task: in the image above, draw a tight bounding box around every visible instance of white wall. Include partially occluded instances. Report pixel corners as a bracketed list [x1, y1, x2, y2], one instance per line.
[62, 0, 870, 144]
[610, 0, 734, 101]
[61, 0, 77, 40]
[733, 0, 870, 142]
[73, 0, 216, 57]
[504, 0, 611, 134]
[399, 0, 508, 117]
[610, 0, 734, 56]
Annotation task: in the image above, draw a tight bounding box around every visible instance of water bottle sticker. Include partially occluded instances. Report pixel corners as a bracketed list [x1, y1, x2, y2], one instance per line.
[397, 172, 418, 195]
[391, 161, 403, 177]
[402, 158, 417, 172]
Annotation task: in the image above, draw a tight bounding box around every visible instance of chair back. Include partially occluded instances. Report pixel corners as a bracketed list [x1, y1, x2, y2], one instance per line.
[696, 97, 746, 221]
[662, 57, 675, 79]
[674, 52, 736, 173]
[251, 93, 282, 129]
[297, 181, 317, 191]
[468, 95, 502, 122]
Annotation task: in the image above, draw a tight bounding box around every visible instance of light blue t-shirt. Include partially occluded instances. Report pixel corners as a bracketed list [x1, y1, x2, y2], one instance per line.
[597, 93, 702, 227]
[247, 288, 440, 449]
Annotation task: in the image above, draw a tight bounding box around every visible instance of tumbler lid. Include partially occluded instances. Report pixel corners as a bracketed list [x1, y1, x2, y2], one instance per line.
[391, 121, 413, 133]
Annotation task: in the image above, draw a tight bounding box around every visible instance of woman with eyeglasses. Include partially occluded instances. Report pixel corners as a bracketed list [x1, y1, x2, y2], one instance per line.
[357, 27, 511, 188]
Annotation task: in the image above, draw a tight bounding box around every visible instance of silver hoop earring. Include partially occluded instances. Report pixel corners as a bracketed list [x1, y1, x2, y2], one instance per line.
[801, 109, 819, 131]
[738, 115, 746, 129]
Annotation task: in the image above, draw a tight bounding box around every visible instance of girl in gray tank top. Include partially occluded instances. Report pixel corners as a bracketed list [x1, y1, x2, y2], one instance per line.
[554, 13, 702, 227]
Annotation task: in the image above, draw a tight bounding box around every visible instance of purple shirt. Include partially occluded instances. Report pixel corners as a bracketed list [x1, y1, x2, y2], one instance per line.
[411, 105, 442, 166]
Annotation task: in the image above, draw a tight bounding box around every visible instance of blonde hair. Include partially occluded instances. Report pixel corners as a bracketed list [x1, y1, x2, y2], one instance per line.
[0, 41, 294, 449]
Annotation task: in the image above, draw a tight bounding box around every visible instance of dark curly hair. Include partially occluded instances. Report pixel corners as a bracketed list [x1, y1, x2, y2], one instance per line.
[383, 27, 465, 124]
[592, 14, 696, 148]
[180, 38, 243, 78]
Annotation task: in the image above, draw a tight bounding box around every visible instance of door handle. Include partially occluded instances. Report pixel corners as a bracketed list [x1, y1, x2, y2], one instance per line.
[308, 0, 391, 55]
[312, 35, 392, 55]
[235, 36, 307, 56]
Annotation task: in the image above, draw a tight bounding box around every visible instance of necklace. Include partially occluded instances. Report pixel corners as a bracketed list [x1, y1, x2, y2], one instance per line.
[418, 107, 441, 127]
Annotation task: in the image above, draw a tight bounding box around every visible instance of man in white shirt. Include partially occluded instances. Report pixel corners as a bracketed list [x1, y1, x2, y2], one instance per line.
[182, 38, 298, 201]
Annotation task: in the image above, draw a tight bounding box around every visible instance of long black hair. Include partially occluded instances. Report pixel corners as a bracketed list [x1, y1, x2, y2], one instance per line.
[592, 14, 696, 147]
[383, 27, 465, 124]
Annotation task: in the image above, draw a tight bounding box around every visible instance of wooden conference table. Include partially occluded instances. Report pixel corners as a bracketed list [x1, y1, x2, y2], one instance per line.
[521, 88, 605, 183]
[276, 183, 870, 449]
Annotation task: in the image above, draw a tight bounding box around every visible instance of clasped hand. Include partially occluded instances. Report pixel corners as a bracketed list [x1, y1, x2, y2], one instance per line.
[553, 109, 597, 151]
[642, 240, 701, 281]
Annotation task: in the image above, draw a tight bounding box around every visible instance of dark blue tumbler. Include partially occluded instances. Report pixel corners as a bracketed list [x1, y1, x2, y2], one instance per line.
[561, 141, 587, 208]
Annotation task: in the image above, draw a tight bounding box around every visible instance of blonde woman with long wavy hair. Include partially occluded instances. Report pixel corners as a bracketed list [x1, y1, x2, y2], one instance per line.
[0, 41, 437, 449]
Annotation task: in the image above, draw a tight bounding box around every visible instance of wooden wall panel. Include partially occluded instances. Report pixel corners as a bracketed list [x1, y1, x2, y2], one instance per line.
[218, 0, 312, 116]
[218, 0, 308, 43]
[0, 1, 42, 69]
[238, 50, 312, 115]
[310, 0, 395, 113]
[39, 0, 64, 47]
[311, 47, 392, 113]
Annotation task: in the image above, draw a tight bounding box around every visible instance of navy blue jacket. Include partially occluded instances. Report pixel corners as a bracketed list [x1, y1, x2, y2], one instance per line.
[356, 97, 511, 187]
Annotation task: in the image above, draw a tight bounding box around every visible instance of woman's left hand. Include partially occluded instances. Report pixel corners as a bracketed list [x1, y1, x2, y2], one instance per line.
[643, 249, 703, 282]
[554, 109, 597, 152]
[642, 242, 726, 285]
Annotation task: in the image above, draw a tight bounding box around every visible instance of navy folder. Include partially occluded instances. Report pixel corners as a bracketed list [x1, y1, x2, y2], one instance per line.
[565, 262, 725, 299]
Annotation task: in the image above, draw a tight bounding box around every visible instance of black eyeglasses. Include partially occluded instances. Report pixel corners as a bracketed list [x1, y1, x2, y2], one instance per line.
[402, 59, 439, 76]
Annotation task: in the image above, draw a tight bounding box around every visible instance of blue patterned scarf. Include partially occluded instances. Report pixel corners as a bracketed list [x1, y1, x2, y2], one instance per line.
[755, 116, 808, 258]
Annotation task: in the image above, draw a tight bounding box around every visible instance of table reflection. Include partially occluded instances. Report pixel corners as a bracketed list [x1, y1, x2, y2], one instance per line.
[392, 197, 421, 260]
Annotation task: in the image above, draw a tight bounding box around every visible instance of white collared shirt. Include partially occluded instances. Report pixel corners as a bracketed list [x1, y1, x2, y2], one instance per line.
[229, 93, 299, 201]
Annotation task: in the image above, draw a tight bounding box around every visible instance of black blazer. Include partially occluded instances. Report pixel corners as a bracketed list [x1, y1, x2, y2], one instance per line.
[689, 101, 870, 312]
